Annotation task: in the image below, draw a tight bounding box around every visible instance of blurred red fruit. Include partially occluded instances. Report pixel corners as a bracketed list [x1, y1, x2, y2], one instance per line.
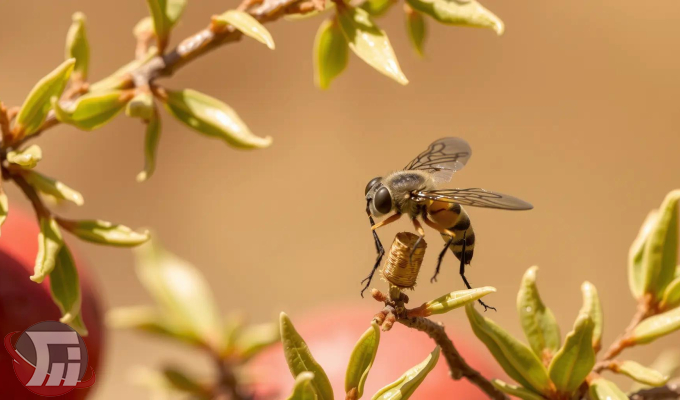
[0, 209, 104, 399]
[251, 304, 503, 399]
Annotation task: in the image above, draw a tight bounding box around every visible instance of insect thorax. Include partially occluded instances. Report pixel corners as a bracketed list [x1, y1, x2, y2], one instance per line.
[384, 170, 436, 217]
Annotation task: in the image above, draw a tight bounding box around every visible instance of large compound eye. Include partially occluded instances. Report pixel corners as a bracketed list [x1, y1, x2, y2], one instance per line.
[374, 186, 392, 214]
[365, 177, 382, 195]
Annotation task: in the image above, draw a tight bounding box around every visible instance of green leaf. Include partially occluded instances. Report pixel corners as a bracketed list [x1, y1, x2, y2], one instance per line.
[162, 367, 207, 395]
[643, 190, 680, 298]
[346, 322, 380, 398]
[234, 322, 280, 360]
[6, 145, 43, 169]
[212, 11, 275, 49]
[65, 12, 90, 80]
[337, 5, 408, 85]
[126, 92, 155, 121]
[286, 372, 318, 400]
[548, 313, 595, 394]
[661, 276, 680, 310]
[611, 360, 668, 387]
[405, 7, 427, 57]
[516, 266, 561, 360]
[163, 88, 272, 149]
[588, 377, 629, 400]
[423, 286, 496, 316]
[360, 0, 394, 17]
[53, 89, 130, 131]
[21, 170, 84, 206]
[491, 379, 546, 400]
[631, 306, 680, 344]
[405, 0, 503, 34]
[630, 350, 680, 392]
[370, 346, 440, 400]
[280, 312, 334, 400]
[49, 245, 83, 327]
[57, 218, 150, 247]
[221, 312, 245, 356]
[31, 216, 64, 283]
[135, 239, 224, 351]
[68, 314, 88, 337]
[145, 0, 187, 48]
[580, 281, 603, 351]
[0, 187, 7, 237]
[137, 107, 161, 182]
[15, 59, 75, 137]
[107, 306, 202, 346]
[465, 304, 551, 394]
[314, 18, 349, 90]
[629, 210, 659, 299]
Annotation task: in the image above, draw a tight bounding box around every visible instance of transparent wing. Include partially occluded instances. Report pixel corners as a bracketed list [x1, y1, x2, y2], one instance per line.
[404, 138, 472, 183]
[412, 188, 533, 210]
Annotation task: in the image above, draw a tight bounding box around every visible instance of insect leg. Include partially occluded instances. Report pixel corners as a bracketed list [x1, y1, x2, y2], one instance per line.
[459, 232, 496, 312]
[371, 212, 403, 231]
[431, 235, 454, 283]
[362, 200, 386, 297]
[409, 218, 426, 264]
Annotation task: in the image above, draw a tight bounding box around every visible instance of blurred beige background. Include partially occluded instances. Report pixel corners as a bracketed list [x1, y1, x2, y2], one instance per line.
[1, 0, 680, 398]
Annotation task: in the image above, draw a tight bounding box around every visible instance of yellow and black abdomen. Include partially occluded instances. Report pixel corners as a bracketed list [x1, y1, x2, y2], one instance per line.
[426, 201, 475, 264]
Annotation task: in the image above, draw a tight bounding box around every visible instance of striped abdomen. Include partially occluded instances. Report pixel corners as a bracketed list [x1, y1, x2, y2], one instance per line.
[425, 201, 475, 264]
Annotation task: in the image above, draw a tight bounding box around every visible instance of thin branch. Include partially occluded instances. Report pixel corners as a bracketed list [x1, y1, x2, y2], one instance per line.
[398, 316, 509, 400]
[596, 298, 651, 371]
[372, 288, 508, 400]
[10, 0, 314, 148]
[10, 172, 50, 218]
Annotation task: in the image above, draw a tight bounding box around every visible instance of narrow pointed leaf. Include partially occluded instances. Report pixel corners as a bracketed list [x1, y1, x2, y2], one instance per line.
[53, 89, 130, 131]
[0, 188, 7, 237]
[6, 145, 43, 168]
[22, 170, 84, 206]
[280, 312, 334, 400]
[517, 266, 561, 359]
[405, 7, 427, 57]
[360, 0, 394, 17]
[163, 88, 272, 149]
[234, 322, 280, 360]
[49, 245, 82, 326]
[643, 190, 680, 297]
[213, 11, 275, 49]
[423, 286, 496, 316]
[137, 107, 161, 182]
[31, 217, 64, 283]
[107, 306, 202, 346]
[337, 6, 408, 85]
[611, 361, 669, 387]
[346, 322, 380, 398]
[65, 12, 90, 80]
[580, 281, 603, 350]
[314, 18, 349, 90]
[661, 276, 680, 310]
[126, 92, 155, 121]
[631, 306, 680, 344]
[371, 346, 440, 400]
[135, 239, 224, 351]
[222, 313, 245, 356]
[491, 379, 546, 400]
[629, 211, 659, 299]
[15, 59, 75, 137]
[405, 0, 503, 34]
[589, 378, 629, 400]
[548, 313, 595, 394]
[287, 372, 318, 400]
[630, 350, 680, 392]
[465, 304, 551, 394]
[57, 218, 150, 247]
[68, 313, 88, 337]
